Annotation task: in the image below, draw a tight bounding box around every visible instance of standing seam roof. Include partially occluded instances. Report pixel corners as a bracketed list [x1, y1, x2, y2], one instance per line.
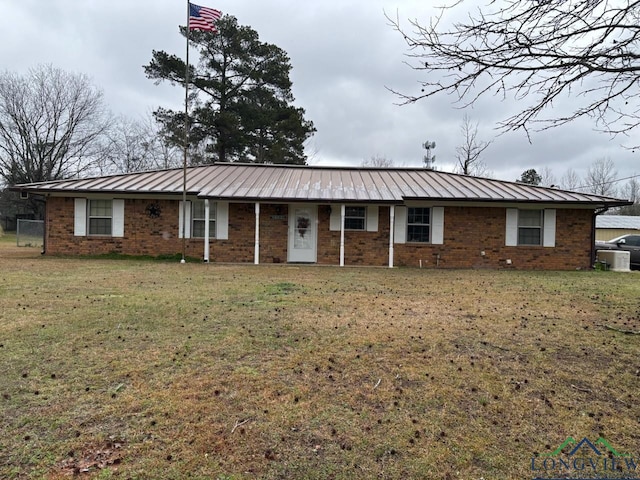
[12, 163, 631, 206]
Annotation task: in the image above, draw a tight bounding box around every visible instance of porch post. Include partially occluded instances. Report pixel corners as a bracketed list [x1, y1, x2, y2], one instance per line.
[389, 205, 395, 268]
[204, 199, 210, 263]
[340, 204, 345, 267]
[254, 202, 260, 265]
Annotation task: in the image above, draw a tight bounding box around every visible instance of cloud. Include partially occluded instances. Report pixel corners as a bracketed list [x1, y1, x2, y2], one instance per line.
[0, 0, 637, 196]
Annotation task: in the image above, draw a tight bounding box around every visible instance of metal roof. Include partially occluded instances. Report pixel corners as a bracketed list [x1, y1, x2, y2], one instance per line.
[13, 163, 632, 207]
[596, 215, 640, 229]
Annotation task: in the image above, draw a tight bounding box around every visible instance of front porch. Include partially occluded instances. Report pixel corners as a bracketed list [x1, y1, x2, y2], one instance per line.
[194, 202, 397, 267]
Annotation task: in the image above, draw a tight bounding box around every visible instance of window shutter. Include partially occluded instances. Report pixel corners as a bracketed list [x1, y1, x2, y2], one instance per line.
[74, 198, 86, 236]
[431, 207, 444, 244]
[543, 209, 556, 247]
[216, 201, 229, 240]
[505, 208, 518, 246]
[112, 199, 125, 237]
[179, 201, 191, 239]
[329, 205, 341, 231]
[394, 206, 407, 244]
[366, 206, 379, 232]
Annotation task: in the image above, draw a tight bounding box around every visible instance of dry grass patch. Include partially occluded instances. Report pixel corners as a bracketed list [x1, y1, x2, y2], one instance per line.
[1, 246, 639, 479]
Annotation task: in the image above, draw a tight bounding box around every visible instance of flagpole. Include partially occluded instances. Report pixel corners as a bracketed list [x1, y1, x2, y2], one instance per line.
[181, 0, 190, 264]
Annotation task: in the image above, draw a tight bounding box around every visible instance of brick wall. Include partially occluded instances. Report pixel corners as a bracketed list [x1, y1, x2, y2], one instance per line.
[211, 203, 254, 263]
[46, 197, 185, 257]
[316, 205, 390, 266]
[393, 206, 593, 270]
[258, 204, 288, 264]
[45, 197, 594, 269]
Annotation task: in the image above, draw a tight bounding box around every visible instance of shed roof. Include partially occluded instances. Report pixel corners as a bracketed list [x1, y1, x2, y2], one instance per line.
[596, 215, 640, 230]
[13, 163, 631, 207]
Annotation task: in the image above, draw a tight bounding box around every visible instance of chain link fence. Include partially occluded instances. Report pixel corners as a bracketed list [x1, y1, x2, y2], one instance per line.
[17, 219, 44, 248]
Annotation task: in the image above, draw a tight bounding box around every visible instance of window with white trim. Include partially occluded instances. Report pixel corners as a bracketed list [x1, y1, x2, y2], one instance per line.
[518, 209, 543, 245]
[192, 200, 216, 238]
[344, 206, 366, 230]
[407, 207, 430, 243]
[88, 199, 112, 236]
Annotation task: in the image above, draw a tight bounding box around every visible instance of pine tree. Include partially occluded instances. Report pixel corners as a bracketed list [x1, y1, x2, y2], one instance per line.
[144, 16, 315, 165]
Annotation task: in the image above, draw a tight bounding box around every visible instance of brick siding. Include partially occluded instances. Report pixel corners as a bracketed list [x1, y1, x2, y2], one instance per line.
[393, 206, 592, 270]
[45, 197, 594, 269]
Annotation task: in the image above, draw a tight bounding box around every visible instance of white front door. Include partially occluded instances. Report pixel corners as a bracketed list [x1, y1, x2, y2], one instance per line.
[288, 205, 317, 263]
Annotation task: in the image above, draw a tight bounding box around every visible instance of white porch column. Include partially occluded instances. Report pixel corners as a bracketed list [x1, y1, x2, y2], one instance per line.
[389, 205, 395, 268]
[339, 204, 345, 267]
[204, 199, 210, 263]
[254, 202, 260, 265]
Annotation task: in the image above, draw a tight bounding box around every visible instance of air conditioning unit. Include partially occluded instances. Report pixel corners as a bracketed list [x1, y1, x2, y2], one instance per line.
[596, 250, 630, 272]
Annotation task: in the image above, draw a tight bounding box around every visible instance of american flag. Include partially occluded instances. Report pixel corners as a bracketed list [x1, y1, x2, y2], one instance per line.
[189, 3, 222, 32]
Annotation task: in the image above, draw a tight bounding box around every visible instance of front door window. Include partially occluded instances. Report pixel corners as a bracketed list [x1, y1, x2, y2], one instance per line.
[295, 211, 312, 249]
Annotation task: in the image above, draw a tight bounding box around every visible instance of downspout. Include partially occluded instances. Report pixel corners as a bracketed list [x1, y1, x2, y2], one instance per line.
[388, 205, 395, 268]
[254, 202, 260, 265]
[203, 199, 210, 262]
[43, 194, 49, 255]
[592, 207, 609, 268]
[339, 204, 345, 267]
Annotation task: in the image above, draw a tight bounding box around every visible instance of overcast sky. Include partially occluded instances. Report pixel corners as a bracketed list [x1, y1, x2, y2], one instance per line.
[1, 0, 637, 193]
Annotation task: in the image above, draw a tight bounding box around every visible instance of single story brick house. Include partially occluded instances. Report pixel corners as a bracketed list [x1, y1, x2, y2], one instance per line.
[12, 163, 631, 269]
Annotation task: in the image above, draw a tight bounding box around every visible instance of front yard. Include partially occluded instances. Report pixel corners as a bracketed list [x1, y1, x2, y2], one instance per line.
[1, 242, 639, 479]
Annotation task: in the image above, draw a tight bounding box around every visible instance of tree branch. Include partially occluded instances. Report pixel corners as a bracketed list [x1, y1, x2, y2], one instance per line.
[388, 0, 640, 137]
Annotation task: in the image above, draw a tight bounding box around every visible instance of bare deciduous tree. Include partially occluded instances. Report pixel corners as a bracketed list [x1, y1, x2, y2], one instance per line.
[100, 116, 151, 175]
[454, 114, 492, 176]
[0, 65, 112, 187]
[388, 1, 640, 143]
[361, 154, 395, 168]
[539, 166, 556, 188]
[99, 114, 182, 175]
[622, 177, 640, 203]
[584, 157, 618, 197]
[139, 113, 182, 170]
[559, 168, 581, 191]
[617, 176, 640, 215]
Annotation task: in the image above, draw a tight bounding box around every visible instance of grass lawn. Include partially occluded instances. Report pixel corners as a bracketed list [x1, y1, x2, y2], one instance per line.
[1, 240, 639, 479]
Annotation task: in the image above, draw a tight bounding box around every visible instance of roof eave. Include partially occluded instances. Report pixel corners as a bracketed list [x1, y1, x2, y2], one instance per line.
[11, 186, 633, 209]
[402, 197, 633, 208]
